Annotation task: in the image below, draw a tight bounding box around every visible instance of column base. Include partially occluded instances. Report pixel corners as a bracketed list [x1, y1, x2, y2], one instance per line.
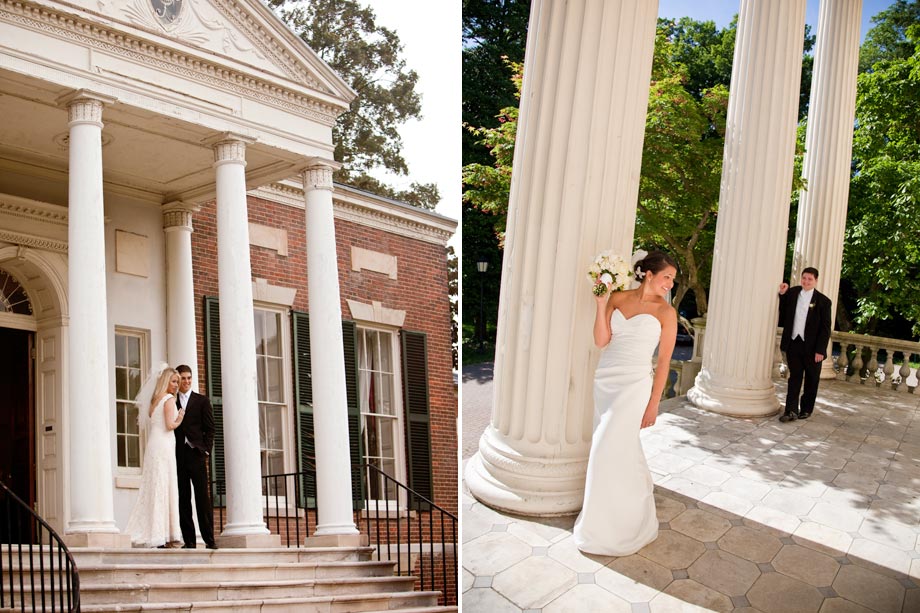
[687, 369, 781, 417]
[464, 427, 586, 517]
[216, 533, 281, 548]
[63, 532, 132, 549]
[820, 360, 837, 379]
[304, 534, 368, 548]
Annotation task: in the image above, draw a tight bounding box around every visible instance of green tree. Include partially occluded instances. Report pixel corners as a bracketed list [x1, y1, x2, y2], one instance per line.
[267, 0, 439, 209]
[447, 245, 459, 370]
[636, 28, 729, 315]
[843, 24, 920, 337]
[859, 0, 920, 72]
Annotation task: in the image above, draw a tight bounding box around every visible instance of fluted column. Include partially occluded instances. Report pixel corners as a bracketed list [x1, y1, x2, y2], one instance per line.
[163, 202, 200, 390]
[792, 0, 863, 378]
[59, 90, 127, 546]
[465, 0, 660, 516]
[207, 134, 272, 545]
[301, 161, 360, 543]
[687, 0, 807, 417]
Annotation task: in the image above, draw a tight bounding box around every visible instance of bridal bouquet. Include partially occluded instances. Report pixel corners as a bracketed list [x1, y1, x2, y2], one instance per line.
[587, 250, 631, 296]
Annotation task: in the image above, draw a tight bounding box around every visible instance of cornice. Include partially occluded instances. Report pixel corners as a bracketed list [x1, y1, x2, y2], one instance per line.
[249, 182, 456, 246]
[0, 198, 69, 226]
[0, 230, 67, 253]
[0, 0, 344, 124]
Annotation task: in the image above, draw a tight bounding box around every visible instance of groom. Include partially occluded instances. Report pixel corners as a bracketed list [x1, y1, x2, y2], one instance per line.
[777, 267, 832, 422]
[174, 364, 218, 549]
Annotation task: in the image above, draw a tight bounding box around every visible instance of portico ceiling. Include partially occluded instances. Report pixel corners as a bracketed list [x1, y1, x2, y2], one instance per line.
[0, 68, 315, 208]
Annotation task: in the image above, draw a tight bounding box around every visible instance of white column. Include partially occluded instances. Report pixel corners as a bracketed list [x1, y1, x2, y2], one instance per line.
[465, 0, 660, 516]
[59, 90, 126, 546]
[163, 202, 200, 390]
[302, 161, 359, 543]
[792, 0, 863, 378]
[207, 134, 272, 545]
[687, 0, 808, 417]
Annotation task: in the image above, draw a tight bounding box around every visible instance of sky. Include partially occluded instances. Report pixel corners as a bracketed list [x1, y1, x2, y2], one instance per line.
[658, 0, 895, 40]
[360, 0, 461, 250]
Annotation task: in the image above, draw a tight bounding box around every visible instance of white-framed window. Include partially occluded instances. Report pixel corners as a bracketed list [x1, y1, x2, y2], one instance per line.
[114, 329, 147, 471]
[254, 307, 291, 495]
[357, 327, 405, 505]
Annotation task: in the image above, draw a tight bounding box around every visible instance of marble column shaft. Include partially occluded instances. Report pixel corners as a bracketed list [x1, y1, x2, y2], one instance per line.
[302, 163, 358, 536]
[793, 0, 863, 375]
[466, 0, 660, 516]
[163, 203, 200, 390]
[63, 91, 120, 535]
[211, 136, 269, 537]
[688, 0, 807, 416]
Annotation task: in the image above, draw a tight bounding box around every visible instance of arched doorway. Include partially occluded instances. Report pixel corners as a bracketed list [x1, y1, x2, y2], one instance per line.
[0, 268, 36, 542]
[0, 244, 68, 534]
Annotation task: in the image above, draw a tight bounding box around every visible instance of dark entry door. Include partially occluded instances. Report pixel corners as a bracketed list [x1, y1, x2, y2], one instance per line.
[0, 327, 35, 543]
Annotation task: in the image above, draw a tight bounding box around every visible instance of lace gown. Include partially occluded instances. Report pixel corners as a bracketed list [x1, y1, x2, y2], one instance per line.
[124, 394, 182, 547]
[574, 308, 661, 556]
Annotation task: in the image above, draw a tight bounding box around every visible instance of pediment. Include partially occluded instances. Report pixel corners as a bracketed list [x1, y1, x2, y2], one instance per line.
[90, 0, 354, 102]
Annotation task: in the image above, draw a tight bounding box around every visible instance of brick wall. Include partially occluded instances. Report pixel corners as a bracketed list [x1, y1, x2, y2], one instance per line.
[190, 194, 457, 514]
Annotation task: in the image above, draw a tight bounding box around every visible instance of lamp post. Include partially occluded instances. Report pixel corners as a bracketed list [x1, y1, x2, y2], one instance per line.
[476, 260, 488, 349]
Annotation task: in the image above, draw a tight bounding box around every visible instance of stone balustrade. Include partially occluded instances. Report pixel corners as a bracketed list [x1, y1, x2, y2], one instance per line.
[664, 320, 920, 399]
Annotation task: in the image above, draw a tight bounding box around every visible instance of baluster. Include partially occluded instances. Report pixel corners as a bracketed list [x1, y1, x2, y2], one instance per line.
[907, 352, 918, 393]
[896, 352, 911, 392]
[867, 346, 879, 386]
[850, 344, 864, 383]
[882, 347, 895, 389]
[836, 342, 849, 380]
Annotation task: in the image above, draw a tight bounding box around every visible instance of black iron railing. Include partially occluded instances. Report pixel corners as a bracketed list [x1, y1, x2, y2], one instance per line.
[210, 465, 458, 605]
[0, 480, 79, 612]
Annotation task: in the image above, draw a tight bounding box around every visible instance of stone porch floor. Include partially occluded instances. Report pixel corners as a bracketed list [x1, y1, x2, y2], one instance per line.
[461, 365, 920, 612]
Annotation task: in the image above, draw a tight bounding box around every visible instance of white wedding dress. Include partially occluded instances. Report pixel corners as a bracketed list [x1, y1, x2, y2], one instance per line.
[124, 394, 182, 547]
[574, 308, 660, 556]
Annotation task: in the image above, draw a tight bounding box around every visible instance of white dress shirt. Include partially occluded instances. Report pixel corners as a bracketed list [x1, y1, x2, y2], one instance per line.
[177, 390, 193, 448]
[792, 288, 814, 340]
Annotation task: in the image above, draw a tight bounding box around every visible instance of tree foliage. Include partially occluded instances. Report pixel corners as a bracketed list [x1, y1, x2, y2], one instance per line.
[844, 23, 920, 337]
[267, 0, 438, 209]
[859, 0, 920, 72]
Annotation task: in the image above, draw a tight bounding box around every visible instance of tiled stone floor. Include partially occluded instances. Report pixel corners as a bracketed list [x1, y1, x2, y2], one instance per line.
[462, 369, 920, 612]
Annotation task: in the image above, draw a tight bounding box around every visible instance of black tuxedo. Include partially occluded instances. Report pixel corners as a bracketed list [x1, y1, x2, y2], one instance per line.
[778, 286, 832, 416]
[174, 390, 216, 548]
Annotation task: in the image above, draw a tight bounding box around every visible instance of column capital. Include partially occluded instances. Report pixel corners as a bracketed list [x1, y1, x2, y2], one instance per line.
[57, 90, 117, 126]
[301, 158, 341, 192]
[162, 201, 200, 231]
[203, 132, 257, 166]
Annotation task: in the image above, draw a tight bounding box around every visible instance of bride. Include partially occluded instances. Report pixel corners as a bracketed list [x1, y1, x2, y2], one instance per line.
[124, 363, 186, 548]
[574, 251, 678, 556]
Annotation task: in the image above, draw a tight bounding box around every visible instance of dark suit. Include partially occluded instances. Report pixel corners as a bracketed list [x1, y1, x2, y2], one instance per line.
[174, 390, 216, 548]
[778, 286, 832, 416]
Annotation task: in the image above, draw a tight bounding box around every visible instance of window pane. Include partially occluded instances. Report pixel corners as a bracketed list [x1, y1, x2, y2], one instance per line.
[128, 337, 140, 369]
[128, 368, 142, 398]
[259, 404, 284, 451]
[127, 437, 140, 467]
[117, 405, 125, 432]
[115, 336, 126, 367]
[256, 357, 268, 401]
[266, 357, 283, 403]
[117, 437, 126, 466]
[380, 336, 393, 373]
[379, 415, 396, 459]
[126, 406, 139, 435]
[115, 368, 127, 400]
[264, 313, 280, 356]
[364, 414, 380, 458]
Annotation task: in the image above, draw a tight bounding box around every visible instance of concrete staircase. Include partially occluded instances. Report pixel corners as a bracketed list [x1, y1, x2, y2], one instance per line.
[3, 546, 457, 612]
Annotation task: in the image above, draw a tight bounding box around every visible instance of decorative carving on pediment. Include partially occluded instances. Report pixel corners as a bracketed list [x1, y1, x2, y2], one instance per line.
[95, 0, 328, 93]
[1, 0, 344, 124]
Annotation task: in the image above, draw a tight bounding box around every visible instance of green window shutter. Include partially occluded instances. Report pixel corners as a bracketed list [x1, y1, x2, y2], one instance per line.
[342, 320, 365, 510]
[401, 330, 433, 510]
[204, 296, 225, 507]
[292, 310, 316, 509]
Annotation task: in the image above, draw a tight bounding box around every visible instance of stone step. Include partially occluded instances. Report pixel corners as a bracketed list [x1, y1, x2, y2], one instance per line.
[76, 589, 444, 612]
[8, 575, 418, 605]
[75, 560, 396, 583]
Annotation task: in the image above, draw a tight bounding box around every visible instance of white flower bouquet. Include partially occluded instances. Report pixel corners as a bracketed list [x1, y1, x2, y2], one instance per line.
[587, 250, 631, 296]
